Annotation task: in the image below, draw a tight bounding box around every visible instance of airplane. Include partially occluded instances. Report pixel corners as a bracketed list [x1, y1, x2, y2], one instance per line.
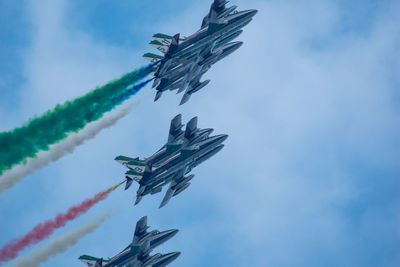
[115, 114, 228, 208]
[78, 216, 180, 267]
[151, 41, 243, 105]
[142, 0, 257, 104]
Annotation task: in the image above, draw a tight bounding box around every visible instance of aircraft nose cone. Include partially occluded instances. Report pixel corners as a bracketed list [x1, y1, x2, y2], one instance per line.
[164, 252, 181, 262]
[231, 41, 243, 50]
[155, 251, 181, 266]
[247, 9, 258, 18]
[164, 229, 179, 239]
[218, 134, 229, 143]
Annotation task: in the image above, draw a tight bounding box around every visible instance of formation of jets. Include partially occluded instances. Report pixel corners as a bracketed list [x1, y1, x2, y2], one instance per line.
[143, 0, 257, 105]
[79, 216, 180, 267]
[79, 1, 256, 266]
[116, 114, 228, 208]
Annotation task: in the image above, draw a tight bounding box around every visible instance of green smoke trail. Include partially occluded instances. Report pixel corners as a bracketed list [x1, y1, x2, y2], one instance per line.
[0, 65, 155, 176]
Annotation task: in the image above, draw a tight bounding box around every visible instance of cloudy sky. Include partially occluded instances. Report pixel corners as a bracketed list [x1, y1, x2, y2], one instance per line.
[1, 0, 399, 266]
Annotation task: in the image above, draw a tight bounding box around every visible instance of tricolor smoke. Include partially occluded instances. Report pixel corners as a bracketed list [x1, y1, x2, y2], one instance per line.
[0, 181, 124, 263]
[6, 211, 113, 267]
[0, 102, 138, 194]
[0, 64, 155, 176]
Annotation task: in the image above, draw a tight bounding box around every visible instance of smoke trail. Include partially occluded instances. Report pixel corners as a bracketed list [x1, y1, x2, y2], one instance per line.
[0, 64, 155, 176]
[6, 211, 113, 267]
[0, 102, 138, 194]
[0, 181, 124, 263]
[110, 78, 155, 106]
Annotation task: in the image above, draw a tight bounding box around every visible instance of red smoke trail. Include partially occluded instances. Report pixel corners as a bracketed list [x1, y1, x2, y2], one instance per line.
[0, 181, 124, 263]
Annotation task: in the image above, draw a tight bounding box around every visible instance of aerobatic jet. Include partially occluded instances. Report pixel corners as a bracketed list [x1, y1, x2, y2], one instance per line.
[78, 216, 180, 267]
[143, 0, 257, 104]
[115, 114, 228, 208]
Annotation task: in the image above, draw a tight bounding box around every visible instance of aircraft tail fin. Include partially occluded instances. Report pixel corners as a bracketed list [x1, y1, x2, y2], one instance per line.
[184, 117, 198, 139]
[78, 255, 105, 267]
[133, 216, 150, 242]
[171, 33, 180, 46]
[166, 33, 180, 56]
[168, 114, 183, 143]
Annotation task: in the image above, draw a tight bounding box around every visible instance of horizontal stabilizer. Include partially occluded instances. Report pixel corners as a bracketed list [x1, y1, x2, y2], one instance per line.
[143, 52, 163, 63]
[78, 255, 108, 267]
[126, 159, 146, 173]
[150, 40, 169, 54]
[153, 33, 185, 44]
[125, 170, 144, 183]
[115, 155, 137, 165]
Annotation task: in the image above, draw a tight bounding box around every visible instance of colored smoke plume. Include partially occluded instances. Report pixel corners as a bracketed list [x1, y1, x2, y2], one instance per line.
[6, 211, 113, 267]
[0, 64, 155, 176]
[110, 78, 155, 106]
[0, 102, 138, 194]
[0, 181, 124, 263]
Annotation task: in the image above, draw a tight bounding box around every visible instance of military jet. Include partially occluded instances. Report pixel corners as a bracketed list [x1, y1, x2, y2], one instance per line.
[143, 0, 257, 104]
[78, 216, 180, 267]
[150, 41, 243, 105]
[115, 114, 228, 208]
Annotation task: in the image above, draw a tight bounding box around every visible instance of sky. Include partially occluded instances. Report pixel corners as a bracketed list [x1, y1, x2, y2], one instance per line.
[0, 0, 399, 266]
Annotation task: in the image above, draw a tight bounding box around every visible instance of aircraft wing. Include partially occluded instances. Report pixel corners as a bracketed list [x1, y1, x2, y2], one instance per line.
[201, 0, 237, 28]
[159, 169, 194, 208]
[159, 183, 175, 209]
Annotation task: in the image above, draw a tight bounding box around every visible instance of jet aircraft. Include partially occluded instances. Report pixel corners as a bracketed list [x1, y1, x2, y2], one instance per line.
[115, 114, 228, 208]
[78, 216, 180, 267]
[143, 0, 257, 104]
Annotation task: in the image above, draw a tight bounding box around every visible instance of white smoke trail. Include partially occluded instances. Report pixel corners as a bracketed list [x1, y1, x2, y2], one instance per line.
[0, 102, 138, 193]
[6, 211, 113, 267]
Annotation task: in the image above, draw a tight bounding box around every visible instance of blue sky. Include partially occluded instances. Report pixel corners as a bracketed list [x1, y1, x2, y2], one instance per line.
[0, 0, 399, 266]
